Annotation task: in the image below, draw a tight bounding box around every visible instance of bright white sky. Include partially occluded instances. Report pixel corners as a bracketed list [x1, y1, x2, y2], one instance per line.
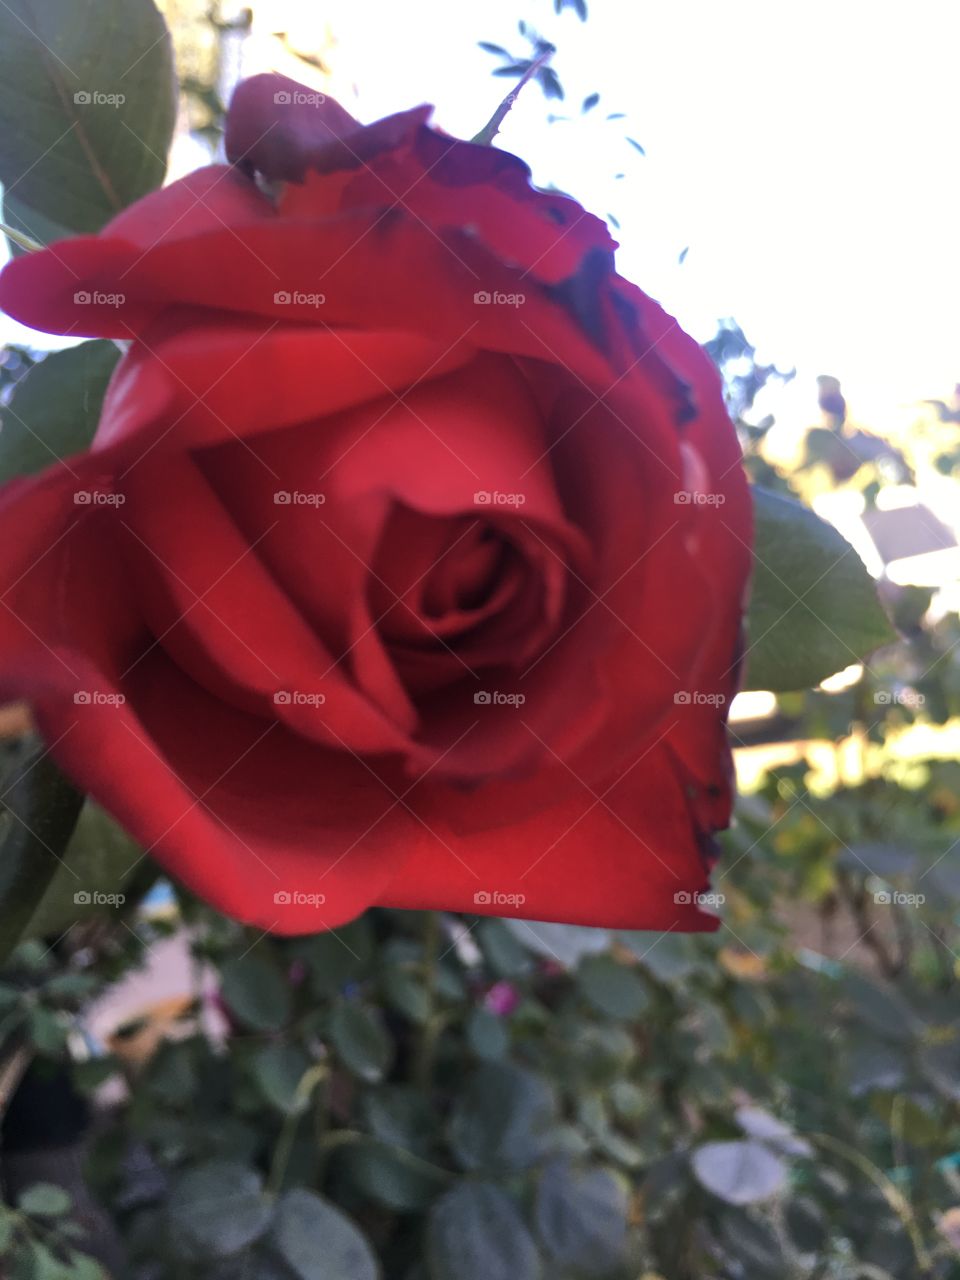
[5, 0, 959, 435]
[301, 0, 960, 431]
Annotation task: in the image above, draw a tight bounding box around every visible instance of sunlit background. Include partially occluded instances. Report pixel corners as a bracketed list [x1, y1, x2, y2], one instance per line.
[210, 0, 960, 432]
[6, 0, 960, 437]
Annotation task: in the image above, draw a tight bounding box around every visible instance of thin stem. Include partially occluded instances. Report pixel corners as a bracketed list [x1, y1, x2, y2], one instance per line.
[266, 1064, 327, 1198]
[471, 46, 555, 147]
[414, 911, 441, 1090]
[811, 1131, 933, 1274]
[0, 222, 43, 252]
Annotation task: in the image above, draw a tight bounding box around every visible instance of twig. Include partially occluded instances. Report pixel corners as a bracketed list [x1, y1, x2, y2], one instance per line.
[471, 46, 555, 146]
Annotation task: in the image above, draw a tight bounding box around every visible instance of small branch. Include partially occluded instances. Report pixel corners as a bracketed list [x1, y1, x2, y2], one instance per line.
[472, 46, 555, 147]
[812, 1131, 933, 1275]
[0, 222, 43, 253]
[414, 911, 441, 1090]
[266, 1063, 327, 1197]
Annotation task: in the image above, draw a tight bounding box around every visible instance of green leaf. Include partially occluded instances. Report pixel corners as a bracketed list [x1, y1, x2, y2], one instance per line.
[428, 1183, 541, 1280]
[24, 801, 141, 940]
[17, 1183, 71, 1217]
[466, 1007, 508, 1060]
[26, 1005, 68, 1055]
[220, 953, 291, 1032]
[785, 1197, 828, 1254]
[67, 1256, 108, 1280]
[2, 191, 72, 257]
[0, 0, 176, 242]
[691, 1140, 787, 1205]
[734, 1106, 812, 1157]
[22, 1239, 73, 1280]
[166, 1161, 272, 1258]
[335, 1138, 449, 1212]
[271, 1188, 379, 1280]
[504, 919, 610, 968]
[382, 966, 430, 1025]
[476, 919, 534, 978]
[329, 1003, 392, 1083]
[250, 1043, 311, 1114]
[577, 954, 650, 1019]
[449, 1063, 557, 1172]
[719, 1210, 785, 1278]
[0, 744, 85, 965]
[364, 1086, 439, 1158]
[620, 931, 700, 983]
[745, 487, 893, 690]
[534, 1159, 629, 1275]
[299, 918, 373, 996]
[0, 342, 120, 486]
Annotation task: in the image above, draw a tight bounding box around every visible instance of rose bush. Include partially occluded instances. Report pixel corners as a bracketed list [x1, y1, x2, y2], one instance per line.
[0, 73, 751, 933]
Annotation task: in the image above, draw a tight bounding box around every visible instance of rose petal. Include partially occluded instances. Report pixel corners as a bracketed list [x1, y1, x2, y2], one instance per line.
[389, 741, 721, 931]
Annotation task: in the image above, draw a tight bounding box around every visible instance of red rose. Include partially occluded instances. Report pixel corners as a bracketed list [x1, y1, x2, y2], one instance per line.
[0, 74, 751, 934]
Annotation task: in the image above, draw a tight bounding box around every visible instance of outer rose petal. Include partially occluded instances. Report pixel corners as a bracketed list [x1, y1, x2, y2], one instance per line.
[0, 468, 433, 933]
[227, 71, 615, 283]
[388, 741, 720, 931]
[225, 73, 430, 183]
[614, 281, 753, 832]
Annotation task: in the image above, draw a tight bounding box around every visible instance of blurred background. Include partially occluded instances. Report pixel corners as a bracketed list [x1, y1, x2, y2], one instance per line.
[1, 2, 960, 1278]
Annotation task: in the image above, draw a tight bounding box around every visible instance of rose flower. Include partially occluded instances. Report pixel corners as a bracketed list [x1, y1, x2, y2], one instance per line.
[0, 75, 751, 933]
